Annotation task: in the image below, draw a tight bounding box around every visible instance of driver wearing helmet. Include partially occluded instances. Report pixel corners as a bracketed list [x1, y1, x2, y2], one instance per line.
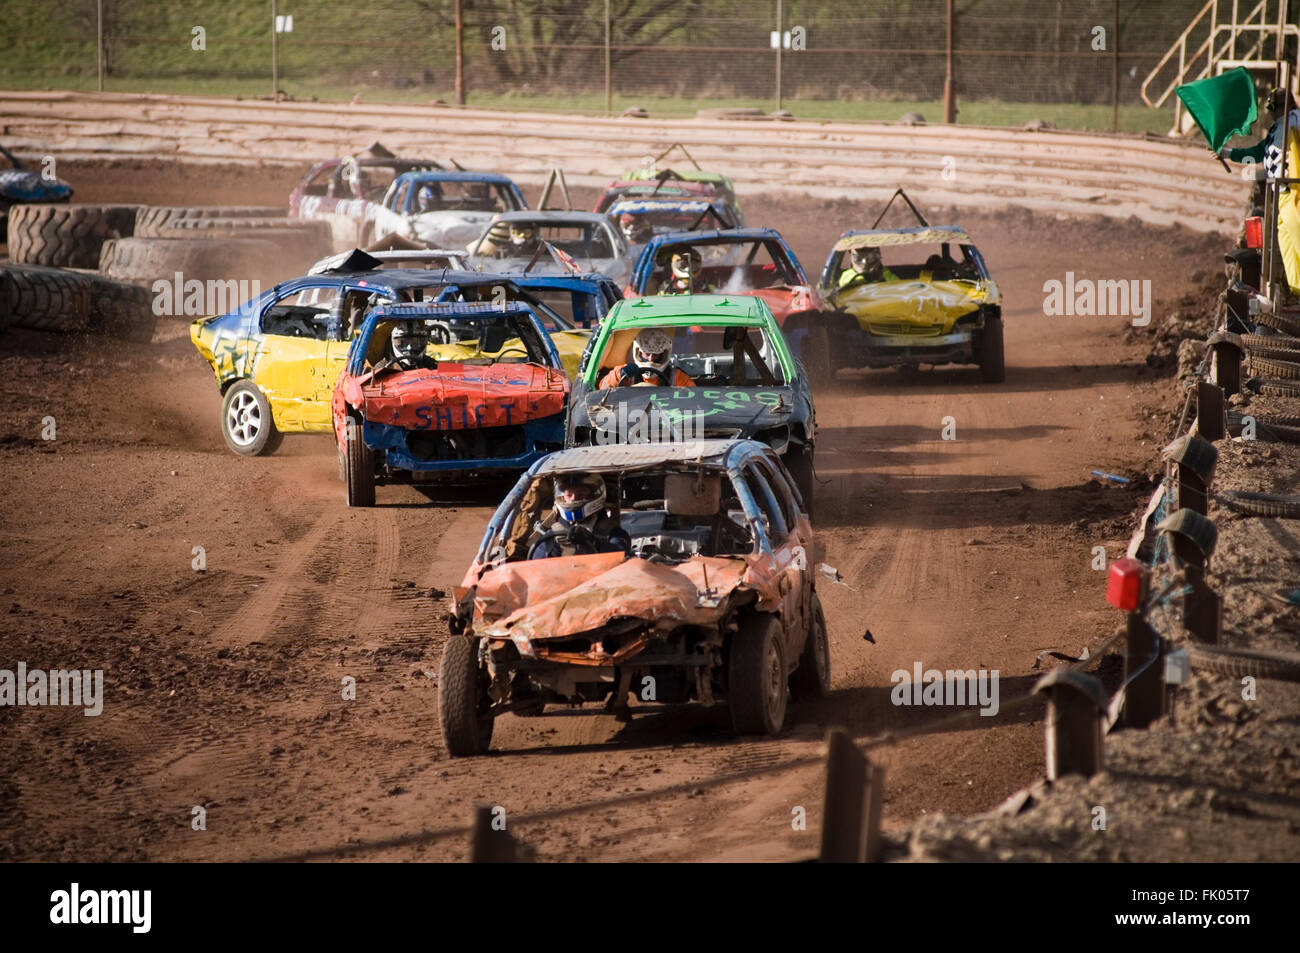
[527, 473, 631, 559]
[416, 183, 441, 213]
[468, 218, 513, 256]
[658, 246, 712, 294]
[506, 222, 541, 257]
[839, 245, 898, 287]
[384, 321, 437, 372]
[598, 327, 695, 388]
[619, 211, 652, 245]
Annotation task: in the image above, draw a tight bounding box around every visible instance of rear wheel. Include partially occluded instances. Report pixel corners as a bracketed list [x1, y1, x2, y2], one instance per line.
[438, 636, 495, 756]
[729, 613, 788, 736]
[221, 380, 283, 456]
[345, 418, 376, 507]
[790, 592, 831, 700]
[978, 314, 1005, 383]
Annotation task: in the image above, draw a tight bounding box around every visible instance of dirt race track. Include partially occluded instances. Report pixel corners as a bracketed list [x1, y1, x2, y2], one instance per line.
[0, 157, 1227, 861]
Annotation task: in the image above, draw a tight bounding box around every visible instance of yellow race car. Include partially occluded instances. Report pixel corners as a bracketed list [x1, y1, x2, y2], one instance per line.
[819, 195, 1004, 382]
[191, 260, 610, 456]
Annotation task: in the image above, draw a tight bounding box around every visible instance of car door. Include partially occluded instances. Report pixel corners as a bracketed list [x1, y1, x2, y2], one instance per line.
[250, 283, 345, 432]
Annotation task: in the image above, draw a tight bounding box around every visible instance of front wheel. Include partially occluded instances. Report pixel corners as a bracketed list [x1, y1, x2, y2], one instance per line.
[729, 613, 788, 736]
[345, 418, 376, 507]
[790, 592, 830, 700]
[978, 314, 1005, 383]
[438, 636, 495, 756]
[221, 380, 284, 456]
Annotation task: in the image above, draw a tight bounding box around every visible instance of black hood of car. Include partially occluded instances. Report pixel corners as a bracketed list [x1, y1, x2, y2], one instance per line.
[570, 385, 796, 444]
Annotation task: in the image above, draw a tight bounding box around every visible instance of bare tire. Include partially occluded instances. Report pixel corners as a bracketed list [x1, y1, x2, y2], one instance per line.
[99, 236, 284, 304]
[978, 314, 1005, 383]
[0, 264, 93, 332]
[221, 380, 283, 457]
[438, 636, 494, 756]
[85, 274, 156, 342]
[345, 418, 376, 507]
[133, 205, 283, 238]
[1215, 490, 1300, 518]
[1256, 310, 1300, 337]
[790, 592, 830, 700]
[1187, 643, 1300, 683]
[1248, 355, 1300, 380]
[783, 446, 816, 521]
[1241, 332, 1300, 350]
[8, 203, 137, 268]
[729, 613, 788, 736]
[1247, 376, 1300, 397]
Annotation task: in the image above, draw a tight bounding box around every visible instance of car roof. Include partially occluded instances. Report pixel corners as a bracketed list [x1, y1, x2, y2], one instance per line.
[832, 225, 972, 250]
[607, 294, 769, 326]
[367, 300, 538, 322]
[494, 210, 611, 225]
[608, 198, 719, 214]
[489, 271, 615, 289]
[644, 226, 783, 248]
[395, 170, 518, 185]
[531, 438, 767, 474]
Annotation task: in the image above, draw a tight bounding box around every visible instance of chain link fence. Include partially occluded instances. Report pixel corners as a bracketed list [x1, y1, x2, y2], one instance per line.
[1, 1, 1268, 130]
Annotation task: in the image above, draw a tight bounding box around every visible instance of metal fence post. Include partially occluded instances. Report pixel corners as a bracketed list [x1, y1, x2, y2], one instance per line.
[1195, 381, 1225, 442]
[470, 804, 517, 862]
[1033, 670, 1107, 778]
[1208, 331, 1243, 397]
[820, 728, 878, 862]
[1122, 612, 1165, 727]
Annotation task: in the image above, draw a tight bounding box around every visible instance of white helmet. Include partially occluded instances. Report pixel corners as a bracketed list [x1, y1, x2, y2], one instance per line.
[554, 473, 606, 523]
[390, 322, 430, 362]
[670, 247, 701, 280]
[633, 327, 673, 375]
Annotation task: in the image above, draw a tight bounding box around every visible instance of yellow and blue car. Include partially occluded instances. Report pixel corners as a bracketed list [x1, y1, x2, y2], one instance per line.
[191, 258, 618, 456]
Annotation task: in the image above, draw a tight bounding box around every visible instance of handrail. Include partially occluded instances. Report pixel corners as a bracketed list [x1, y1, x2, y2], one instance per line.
[1140, 0, 1283, 111]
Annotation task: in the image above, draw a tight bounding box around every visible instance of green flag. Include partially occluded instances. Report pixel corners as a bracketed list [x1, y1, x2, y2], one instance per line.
[1176, 67, 1259, 151]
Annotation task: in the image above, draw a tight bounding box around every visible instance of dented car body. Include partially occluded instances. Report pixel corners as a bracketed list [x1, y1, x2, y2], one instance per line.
[437, 439, 831, 756]
[332, 301, 569, 506]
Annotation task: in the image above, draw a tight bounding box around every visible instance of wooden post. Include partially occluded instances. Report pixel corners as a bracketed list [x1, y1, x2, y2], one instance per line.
[1121, 613, 1165, 728]
[1163, 435, 1217, 517]
[1033, 670, 1106, 778]
[1195, 381, 1225, 442]
[603, 0, 611, 116]
[775, 0, 783, 114]
[820, 728, 871, 862]
[943, 0, 956, 123]
[863, 762, 885, 862]
[1208, 332, 1243, 397]
[470, 804, 516, 862]
[1170, 533, 1221, 644]
[271, 0, 279, 101]
[96, 0, 104, 91]
[455, 0, 465, 106]
[1111, 0, 1120, 132]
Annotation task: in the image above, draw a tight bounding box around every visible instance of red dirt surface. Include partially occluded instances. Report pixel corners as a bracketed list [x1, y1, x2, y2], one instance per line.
[0, 160, 1222, 860]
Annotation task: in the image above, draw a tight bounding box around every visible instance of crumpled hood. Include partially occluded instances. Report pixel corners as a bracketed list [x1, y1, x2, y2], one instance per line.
[476, 552, 752, 640]
[834, 279, 988, 331]
[359, 363, 566, 429]
[412, 210, 494, 247]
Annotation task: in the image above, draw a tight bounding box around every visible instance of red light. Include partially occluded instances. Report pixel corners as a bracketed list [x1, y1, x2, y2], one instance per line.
[1244, 217, 1263, 249]
[1106, 557, 1146, 611]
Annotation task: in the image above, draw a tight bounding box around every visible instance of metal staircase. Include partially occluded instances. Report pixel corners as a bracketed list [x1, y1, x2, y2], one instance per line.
[1141, 0, 1299, 134]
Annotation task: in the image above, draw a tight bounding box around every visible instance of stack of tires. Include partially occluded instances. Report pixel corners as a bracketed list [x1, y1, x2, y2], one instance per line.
[2, 202, 326, 339]
[2, 203, 155, 341]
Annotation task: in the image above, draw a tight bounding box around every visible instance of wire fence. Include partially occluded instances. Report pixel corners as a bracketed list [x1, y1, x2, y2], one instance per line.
[0, 0, 1242, 128]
